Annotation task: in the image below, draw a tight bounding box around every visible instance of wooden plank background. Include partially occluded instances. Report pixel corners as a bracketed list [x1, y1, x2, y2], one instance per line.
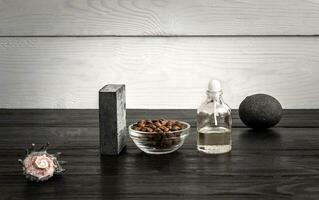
[1, 109, 318, 128]
[1, 0, 319, 36]
[1, 37, 319, 108]
[0, 0, 318, 109]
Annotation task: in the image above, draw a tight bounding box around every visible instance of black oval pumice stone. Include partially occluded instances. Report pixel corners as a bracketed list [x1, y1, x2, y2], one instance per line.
[239, 94, 283, 129]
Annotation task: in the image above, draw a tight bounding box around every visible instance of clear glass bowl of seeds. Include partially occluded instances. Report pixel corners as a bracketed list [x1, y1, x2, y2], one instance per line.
[128, 119, 190, 154]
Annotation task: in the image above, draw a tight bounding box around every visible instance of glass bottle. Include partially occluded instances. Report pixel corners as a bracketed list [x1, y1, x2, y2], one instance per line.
[197, 80, 232, 154]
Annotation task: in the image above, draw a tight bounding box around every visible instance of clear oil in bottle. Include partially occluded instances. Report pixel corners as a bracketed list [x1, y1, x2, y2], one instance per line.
[197, 80, 232, 154]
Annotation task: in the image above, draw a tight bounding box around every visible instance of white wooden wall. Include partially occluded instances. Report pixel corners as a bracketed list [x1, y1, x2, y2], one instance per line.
[0, 0, 318, 109]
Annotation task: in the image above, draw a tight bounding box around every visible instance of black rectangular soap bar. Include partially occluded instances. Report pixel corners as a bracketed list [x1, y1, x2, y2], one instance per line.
[99, 84, 127, 155]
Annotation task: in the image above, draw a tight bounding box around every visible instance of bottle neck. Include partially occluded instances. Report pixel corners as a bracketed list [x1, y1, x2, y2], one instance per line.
[206, 91, 223, 103]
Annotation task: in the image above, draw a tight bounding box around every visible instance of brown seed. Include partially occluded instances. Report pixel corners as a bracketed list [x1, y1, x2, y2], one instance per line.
[174, 121, 182, 127]
[149, 124, 157, 129]
[160, 120, 168, 126]
[137, 120, 146, 124]
[154, 133, 163, 140]
[162, 127, 169, 132]
[155, 128, 163, 133]
[172, 125, 181, 131]
[161, 139, 173, 147]
[174, 132, 181, 137]
[166, 121, 173, 127]
[137, 121, 146, 128]
[155, 121, 162, 127]
[146, 127, 154, 132]
[172, 138, 182, 145]
[165, 132, 174, 138]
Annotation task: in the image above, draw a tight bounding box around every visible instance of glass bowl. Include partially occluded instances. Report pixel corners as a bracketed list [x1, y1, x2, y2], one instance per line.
[128, 121, 190, 154]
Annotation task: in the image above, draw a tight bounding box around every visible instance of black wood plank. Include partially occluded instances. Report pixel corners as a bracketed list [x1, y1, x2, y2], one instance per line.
[2, 147, 319, 176]
[0, 127, 318, 177]
[0, 174, 318, 200]
[0, 110, 319, 200]
[0, 127, 318, 151]
[0, 109, 318, 128]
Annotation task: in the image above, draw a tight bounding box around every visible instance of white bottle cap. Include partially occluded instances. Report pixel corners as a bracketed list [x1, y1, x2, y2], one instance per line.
[208, 79, 222, 92]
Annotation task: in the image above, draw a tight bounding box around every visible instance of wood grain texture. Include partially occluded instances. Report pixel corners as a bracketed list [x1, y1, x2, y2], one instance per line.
[0, 37, 319, 109]
[1, 126, 319, 151]
[0, 110, 319, 200]
[1, 109, 319, 128]
[1, 0, 319, 36]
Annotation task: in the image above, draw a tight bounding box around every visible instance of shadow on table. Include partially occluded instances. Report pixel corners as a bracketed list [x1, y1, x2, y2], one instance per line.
[238, 128, 282, 149]
[240, 128, 281, 139]
[99, 147, 188, 198]
[99, 147, 127, 199]
[22, 173, 66, 199]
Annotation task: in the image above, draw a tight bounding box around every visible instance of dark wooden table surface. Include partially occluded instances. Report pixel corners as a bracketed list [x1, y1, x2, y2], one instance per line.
[0, 109, 319, 200]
